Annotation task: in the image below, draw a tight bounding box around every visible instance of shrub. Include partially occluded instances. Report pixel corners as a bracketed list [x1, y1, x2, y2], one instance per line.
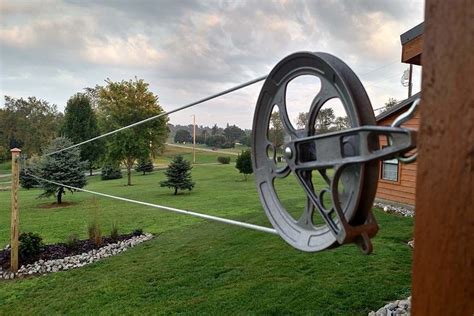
[101, 164, 122, 180]
[135, 158, 154, 175]
[235, 150, 253, 180]
[111, 222, 119, 241]
[88, 221, 102, 247]
[19, 232, 44, 264]
[217, 156, 231, 164]
[132, 228, 143, 236]
[65, 234, 80, 251]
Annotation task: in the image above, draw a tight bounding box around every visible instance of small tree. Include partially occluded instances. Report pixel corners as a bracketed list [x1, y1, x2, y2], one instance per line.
[135, 158, 154, 175]
[19, 168, 39, 189]
[160, 155, 195, 195]
[236, 150, 253, 180]
[101, 164, 123, 180]
[62, 93, 103, 176]
[38, 137, 87, 204]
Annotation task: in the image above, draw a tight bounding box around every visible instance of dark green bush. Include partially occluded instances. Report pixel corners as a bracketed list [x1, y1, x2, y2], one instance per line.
[217, 156, 231, 164]
[101, 164, 122, 180]
[132, 228, 143, 236]
[135, 158, 154, 175]
[19, 232, 44, 264]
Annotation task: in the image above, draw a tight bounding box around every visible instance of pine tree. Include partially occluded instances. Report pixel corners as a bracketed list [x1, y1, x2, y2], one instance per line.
[62, 93, 103, 176]
[101, 163, 123, 180]
[236, 150, 253, 180]
[135, 158, 154, 175]
[38, 137, 87, 204]
[160, 155, 195, 195]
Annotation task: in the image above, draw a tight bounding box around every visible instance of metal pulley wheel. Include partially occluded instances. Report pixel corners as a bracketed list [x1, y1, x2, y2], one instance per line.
[252, 52, 416, 254]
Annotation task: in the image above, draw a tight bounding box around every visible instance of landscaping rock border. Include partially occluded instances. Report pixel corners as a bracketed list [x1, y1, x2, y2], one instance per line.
[0, 233, 153, 280]
[374, 202, 414, 218]
[369, 296, 411, 315]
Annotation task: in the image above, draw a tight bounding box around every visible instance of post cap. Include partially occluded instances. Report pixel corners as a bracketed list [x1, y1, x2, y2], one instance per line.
[10, 148, 21, 153]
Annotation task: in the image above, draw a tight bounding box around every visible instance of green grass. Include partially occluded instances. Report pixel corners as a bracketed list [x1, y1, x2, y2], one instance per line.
[0, 162, 413, 314]
[157, 144, 237, 165]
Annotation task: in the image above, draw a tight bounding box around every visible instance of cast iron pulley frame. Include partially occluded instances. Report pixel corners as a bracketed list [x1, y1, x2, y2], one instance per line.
[252, 52, 417, 254]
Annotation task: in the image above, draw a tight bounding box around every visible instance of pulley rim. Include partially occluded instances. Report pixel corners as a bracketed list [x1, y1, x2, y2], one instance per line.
[252, 51, 379, 252]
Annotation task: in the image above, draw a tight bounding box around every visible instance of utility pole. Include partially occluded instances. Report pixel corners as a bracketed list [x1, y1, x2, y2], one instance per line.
[10, 148, 21, 273]
[192, 114, 196, 164]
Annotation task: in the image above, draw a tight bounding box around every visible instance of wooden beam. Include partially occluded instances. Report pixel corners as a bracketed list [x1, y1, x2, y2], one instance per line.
[401, 35, 423, 65]
[10, 148, 21, 273]
[412, 0, 473, 314]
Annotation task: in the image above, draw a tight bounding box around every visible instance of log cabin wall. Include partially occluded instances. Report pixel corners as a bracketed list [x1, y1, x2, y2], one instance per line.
[375, 108, 420, 207]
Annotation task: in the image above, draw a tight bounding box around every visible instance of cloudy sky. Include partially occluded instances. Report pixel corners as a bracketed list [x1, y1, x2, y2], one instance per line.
[0, 0, 423, 129]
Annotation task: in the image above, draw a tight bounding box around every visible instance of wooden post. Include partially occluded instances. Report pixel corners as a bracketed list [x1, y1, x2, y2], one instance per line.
[10, 148, 21, 273]
[412, 0, 473, 314]
[192, 114, 196, 164]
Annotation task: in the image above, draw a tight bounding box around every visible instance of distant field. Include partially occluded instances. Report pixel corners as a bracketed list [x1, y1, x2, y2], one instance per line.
[156, 144, 239, 165]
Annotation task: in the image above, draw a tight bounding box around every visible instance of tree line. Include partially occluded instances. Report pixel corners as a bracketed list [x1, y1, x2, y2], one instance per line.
[172, 123, 251, 148]
[1, 78, 169, 192]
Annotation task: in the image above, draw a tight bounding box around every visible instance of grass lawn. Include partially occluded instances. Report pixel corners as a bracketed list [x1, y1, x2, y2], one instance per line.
[156, 144, 237, 165]
[0, 159, 413, 314]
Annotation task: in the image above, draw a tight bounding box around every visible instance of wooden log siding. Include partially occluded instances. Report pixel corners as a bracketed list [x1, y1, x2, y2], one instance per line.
[375, 110, 420, 206]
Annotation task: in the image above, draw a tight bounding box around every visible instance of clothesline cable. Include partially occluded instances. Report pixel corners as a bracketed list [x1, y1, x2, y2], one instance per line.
[42, 60, 406, 157]
[26, 173, 278, 236]
[45, 75, 268, 157]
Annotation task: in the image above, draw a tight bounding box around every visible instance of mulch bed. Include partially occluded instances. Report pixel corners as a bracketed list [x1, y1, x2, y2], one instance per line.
[0, 232, 140, 270]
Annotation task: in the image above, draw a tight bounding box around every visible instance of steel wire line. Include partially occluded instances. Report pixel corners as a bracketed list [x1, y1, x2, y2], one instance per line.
[26, 173, 278, 235]
[45, 75, 268, 156]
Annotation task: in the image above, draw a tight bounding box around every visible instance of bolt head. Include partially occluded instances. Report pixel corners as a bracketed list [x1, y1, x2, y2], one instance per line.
[284, 147, 292, 158]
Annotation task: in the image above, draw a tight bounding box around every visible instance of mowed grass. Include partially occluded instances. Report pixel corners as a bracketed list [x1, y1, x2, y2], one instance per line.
[156, 144, 235, 165]
[0, 155, 413, 314]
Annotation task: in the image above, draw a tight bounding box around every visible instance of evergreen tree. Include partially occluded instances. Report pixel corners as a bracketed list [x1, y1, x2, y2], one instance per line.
[235, 150, 253, 180]
[135, 158, 154, 175]
[38, 137, 87, 204]
[63, 93, 103, 175]
[101, 164, 123, 180]
[160, 155, 195, 195]
[19, 168, 39, 189]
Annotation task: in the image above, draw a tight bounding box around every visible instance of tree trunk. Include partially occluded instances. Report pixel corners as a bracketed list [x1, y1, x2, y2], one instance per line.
[57, 187, 64, 204]
[174, 187, 178, 195]
[89, 167, 93, 176]
[127, 167, 132, 186]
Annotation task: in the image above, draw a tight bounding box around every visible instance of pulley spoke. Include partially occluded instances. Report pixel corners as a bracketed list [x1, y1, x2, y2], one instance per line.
[306, 82, 338, 134]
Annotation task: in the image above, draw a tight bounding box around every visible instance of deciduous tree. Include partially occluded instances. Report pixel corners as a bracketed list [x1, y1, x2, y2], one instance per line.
[97, 78, 169, 185]
[174, 129, 192, 143]
[268, 111, 284, 149]
[0, 96, 62, 156]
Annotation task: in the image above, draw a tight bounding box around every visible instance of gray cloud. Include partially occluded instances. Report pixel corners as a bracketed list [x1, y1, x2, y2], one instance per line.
[0, 0, 423, 128]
